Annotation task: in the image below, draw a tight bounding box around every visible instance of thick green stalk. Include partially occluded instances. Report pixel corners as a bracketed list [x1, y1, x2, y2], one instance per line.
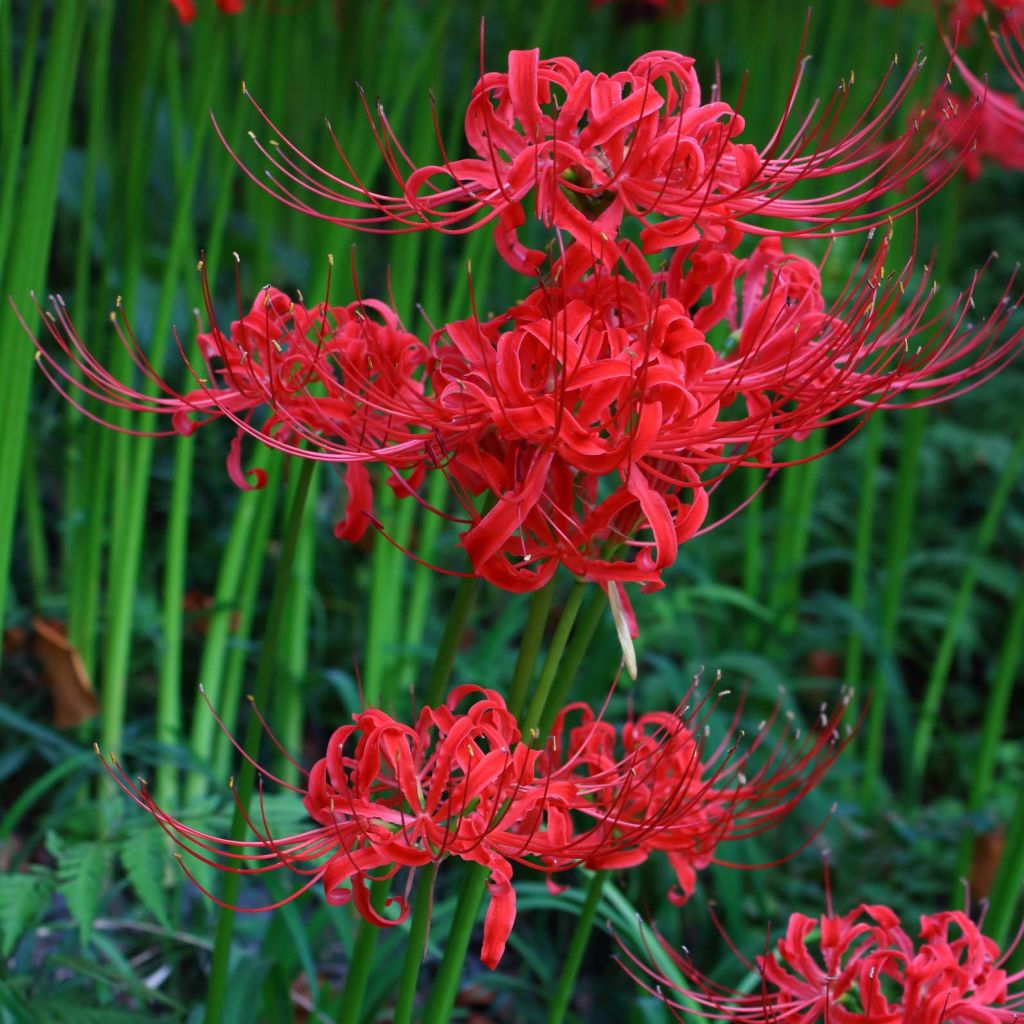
[909, 432, 1024, 796]
[203, 459, 316, 1024]
[0, 1, 86, 655]
[423, 576, 481, 708]
[538, 590, 606, 738]
[861, 408, 926, 806]
[523, 582, 587, 736]
[547, 871, 607, 1024]
[336, 883, 393, 1024]
[391, 863, 439, 1024]
[506, 583, 557, 718]
[423, 585, 591, 1024]
[420, 864, 491, 1024]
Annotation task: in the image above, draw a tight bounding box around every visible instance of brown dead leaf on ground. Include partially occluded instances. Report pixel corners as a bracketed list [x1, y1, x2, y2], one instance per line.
[969, 826, 1005, 902]
[31, 618, 98, 728]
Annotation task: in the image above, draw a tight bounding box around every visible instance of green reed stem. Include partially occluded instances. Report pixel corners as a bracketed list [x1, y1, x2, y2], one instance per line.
[336, 882, 393, 1024]
[547, 870, 607, 1024]
[203, 458, 315, 1024]
[391, 862, 439, 1024]
[420, 863, 491, 1024]
[423, 583, 592, 1024]
[0, 1, 85, 659]
[507, 583, 557, 718]
[523, 582, 587, 736]
[909, 432, 1024, 797]
[861, 408, 926, 806]
[951, 572, 1024, 901]
[538, 589, 606, 738]
[423, 576, 481, 708]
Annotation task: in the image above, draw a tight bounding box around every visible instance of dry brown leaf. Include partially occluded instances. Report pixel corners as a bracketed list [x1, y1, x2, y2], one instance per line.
[31, 617, 98, 729]
[969, 826, 1005, 902]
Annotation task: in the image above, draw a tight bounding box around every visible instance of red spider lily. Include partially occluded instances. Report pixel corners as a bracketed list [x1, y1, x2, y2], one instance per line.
[225, 39, 973, 275]
[542, 685, 852, 902]
[420, 233, 1022, 590]
[25, 278, 442, 541]
[23, 229, 1024, 592]
[618, 901, 1024, 1022]
[168, 0, 244, 24]
[98, 682, 848, 969]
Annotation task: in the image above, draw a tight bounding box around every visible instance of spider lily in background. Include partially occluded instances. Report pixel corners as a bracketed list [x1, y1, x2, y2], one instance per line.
[618, 899, 1024, 1022]
[25, 225, 1024, 593]
[226, 39, 977, 276]
[946, 14, 1024, 176]
[98, 681, 848, 970]
[168, 0, 244, 23]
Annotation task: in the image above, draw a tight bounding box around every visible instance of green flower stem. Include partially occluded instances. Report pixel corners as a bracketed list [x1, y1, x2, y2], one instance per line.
[336, 881, 393, 1024]
[422, 583, 593, 1024]
[952, 572, 1024, 901]
[546, 870, 607, 1024]
[423, 575, 481, 708]
[507, 582, 556, 718]
[909, 431, 1024, 797]
[861, 408, 926, 806]
[523, 582, 587, 736]
[203, 458, 316, 1024]
[420, 863, 491, 1024]
[538, 589, 606, 738]
[391, 862, 440, 1024]
[0, 1, 86, 660]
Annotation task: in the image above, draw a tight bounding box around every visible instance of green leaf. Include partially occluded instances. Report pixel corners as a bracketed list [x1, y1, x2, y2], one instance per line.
[0, 867, 56, 957]
[47, 834, 112, 946]
[119, 827, 172, 929]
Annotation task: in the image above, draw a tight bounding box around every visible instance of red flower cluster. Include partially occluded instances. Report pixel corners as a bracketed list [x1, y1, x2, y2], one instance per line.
[100, 683, 848, 969]
[27, 42, 1024, 592]
[168, 0, 243, 23]
[30, 230, 1022, 591]
[620, 902, 1024, 1022]
[235, 47, 967, 276]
